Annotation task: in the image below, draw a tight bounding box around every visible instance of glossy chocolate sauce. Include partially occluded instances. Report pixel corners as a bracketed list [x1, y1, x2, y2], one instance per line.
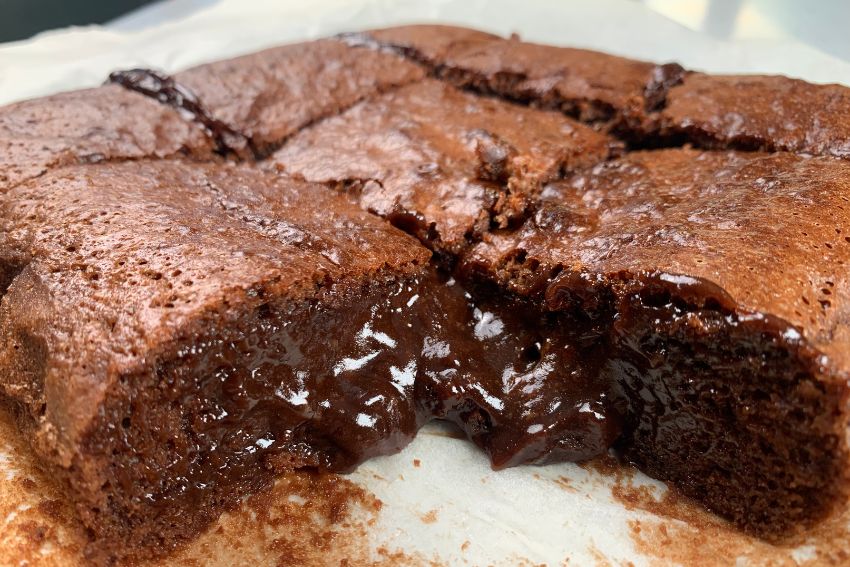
[89, 259, 837, 541]
[86, 269, 622, 525]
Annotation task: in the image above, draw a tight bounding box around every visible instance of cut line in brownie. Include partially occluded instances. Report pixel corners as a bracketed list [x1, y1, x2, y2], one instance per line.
[268, 78, 616, 255]
[108, 39, 426, 160]
[0, 84, 213, 193]
[460, 148, 850, 537]
[107, 69, 250, 157]
[349, 25, 687, 136]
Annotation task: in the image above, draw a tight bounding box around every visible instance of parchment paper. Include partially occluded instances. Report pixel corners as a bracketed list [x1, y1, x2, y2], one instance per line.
[1, 1, 848, 565]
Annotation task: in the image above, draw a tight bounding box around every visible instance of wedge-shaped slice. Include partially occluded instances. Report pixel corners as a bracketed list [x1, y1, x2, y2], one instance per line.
[352, 24, 685, 132]
[269, 79, 614, 254]
[0, 84, 212, 193]
[660, 73, 850, 158]
[461, 148, 850, 538]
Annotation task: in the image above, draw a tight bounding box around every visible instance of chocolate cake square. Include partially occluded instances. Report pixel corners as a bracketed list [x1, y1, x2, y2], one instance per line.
[0, 84, 212, 193]
[461, 148, 850, 535]
[269, 78, 615, 253]
[0, 160, 435, 559]
[355, 25, 686, 132]
[660, 73, 850, 158]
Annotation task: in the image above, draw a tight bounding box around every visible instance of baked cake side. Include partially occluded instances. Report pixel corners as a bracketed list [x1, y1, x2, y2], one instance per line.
[460, 148, 850, 535]
[0, 161, 436, 560]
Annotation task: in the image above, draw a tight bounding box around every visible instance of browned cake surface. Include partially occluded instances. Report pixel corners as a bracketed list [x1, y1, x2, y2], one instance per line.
[358, 24, 686, 132]
[660, 74, 850, 158]
[359, 25, 850, 157]
[270, 78, 615, 253]
[2, 23, 850, 564]
[0, 84, 212, 193]
[464, 148, 850, 362]
[173, 39, 425, 155]
[0, 160, 435, 560]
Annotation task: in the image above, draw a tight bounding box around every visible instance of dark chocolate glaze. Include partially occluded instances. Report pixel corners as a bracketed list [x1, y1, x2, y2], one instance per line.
[108, 69, 249, 156]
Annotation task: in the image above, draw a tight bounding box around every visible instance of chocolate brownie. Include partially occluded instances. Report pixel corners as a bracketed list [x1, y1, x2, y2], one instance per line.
[659, 73, 850, 157]
[269, 79, 615, 254]
[352, 25, 686, 133]
[0, 160, 434, 559]
[0, 160, 622, 560]
[2, 24, 850, 563]
[0, 84, 212, 193]
[461, 148, 850, 536]
[165, 39, 424, 156]
[357, 25, 850, 158]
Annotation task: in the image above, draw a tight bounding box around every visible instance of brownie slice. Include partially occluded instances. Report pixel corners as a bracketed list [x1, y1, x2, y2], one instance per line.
[660, 73, 850, 158]
[268, 78, 615, 254]
[461, 148, 850, 537]
[0, 160, 438, 559]
[164, 39, 425, 156]
[353, 25, 685, 133]
[0, 84, 212, 193]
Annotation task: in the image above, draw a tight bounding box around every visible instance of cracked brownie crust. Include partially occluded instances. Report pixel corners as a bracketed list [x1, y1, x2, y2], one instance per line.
[2, 24, 850, 563]
[659, 73, 850, 157]
[0, 84, 213, 193]
[173, 39, 425, 157]
[268, 78, 616, 254]
[355, 25, 687, 134]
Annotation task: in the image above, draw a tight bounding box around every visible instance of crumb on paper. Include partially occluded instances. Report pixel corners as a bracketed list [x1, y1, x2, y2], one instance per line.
[419, 509, 438, 524]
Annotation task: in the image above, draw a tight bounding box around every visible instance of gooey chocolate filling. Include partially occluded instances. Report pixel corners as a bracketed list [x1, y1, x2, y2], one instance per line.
[82, 268, 620, 542]
[80, 266, 841, 547]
